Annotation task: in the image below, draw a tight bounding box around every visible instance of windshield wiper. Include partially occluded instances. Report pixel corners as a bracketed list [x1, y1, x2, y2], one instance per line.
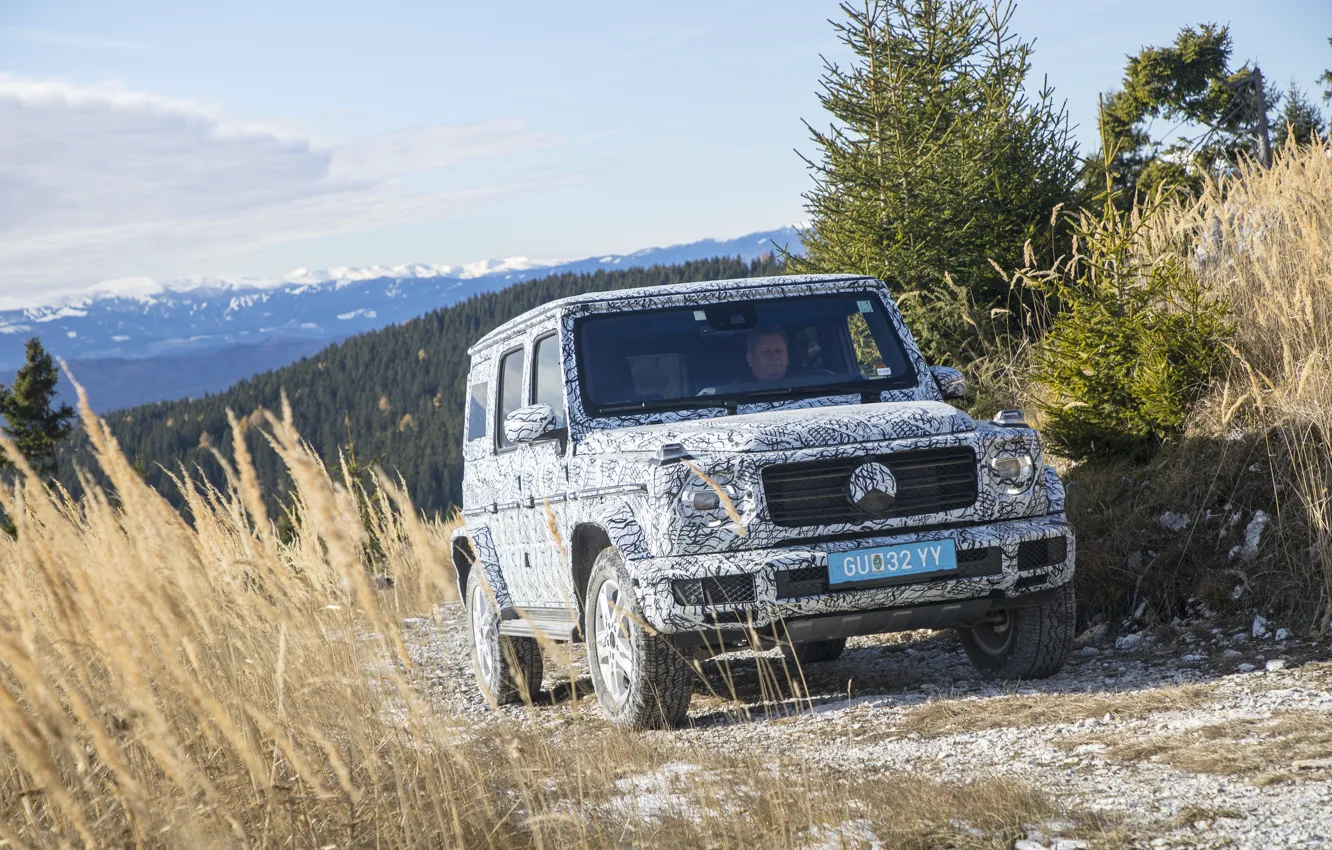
[743, 381, 880, 400]
[597, 398, 729, 414]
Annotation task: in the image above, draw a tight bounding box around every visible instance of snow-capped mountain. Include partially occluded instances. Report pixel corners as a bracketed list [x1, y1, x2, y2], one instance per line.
[0, 227, 800, 371]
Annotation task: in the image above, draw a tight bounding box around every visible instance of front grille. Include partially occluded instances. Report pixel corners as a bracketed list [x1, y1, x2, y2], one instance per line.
[671, 575, 756, 606]
[1017, 536, 1068, 570]
[763, 446, 977, 528]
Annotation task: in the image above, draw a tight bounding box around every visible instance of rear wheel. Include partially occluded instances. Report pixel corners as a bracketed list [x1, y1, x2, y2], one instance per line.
[585, 548, 692, 729]
[782, 637, 847, 665]
[957, 582, 1075, 680]
[467, 569, 543, 707]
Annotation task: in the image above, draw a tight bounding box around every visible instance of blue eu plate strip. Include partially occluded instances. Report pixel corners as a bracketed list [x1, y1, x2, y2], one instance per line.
[828, 539, 957, 586]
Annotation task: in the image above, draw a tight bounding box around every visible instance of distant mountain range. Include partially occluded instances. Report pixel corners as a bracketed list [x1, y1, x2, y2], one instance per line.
[1, 227, 800, 410]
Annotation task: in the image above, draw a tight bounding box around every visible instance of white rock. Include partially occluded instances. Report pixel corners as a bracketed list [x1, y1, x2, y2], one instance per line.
[1242, 511, 1269, 560]
[1238, 663, 1256, 673]
[1052, 841, 1090, 850]
[1266, 659, 1287, 672]
[1253, 615, 1270, 638]
[1014, 841, 1047, 850]
[1223, 649, 1243, 658]
[1159, 511, 1190, 532]
[1180, 654, 1204, 662]
[1115, 633, 1143, 650]
[1275, 627, 1290, 641]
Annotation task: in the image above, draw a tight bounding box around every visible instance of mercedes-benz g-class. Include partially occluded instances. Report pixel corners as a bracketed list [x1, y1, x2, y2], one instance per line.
[455, 274, 1075, 728]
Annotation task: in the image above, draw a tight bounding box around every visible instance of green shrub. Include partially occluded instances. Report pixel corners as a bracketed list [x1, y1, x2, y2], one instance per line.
[1020, 194, 1232, 459]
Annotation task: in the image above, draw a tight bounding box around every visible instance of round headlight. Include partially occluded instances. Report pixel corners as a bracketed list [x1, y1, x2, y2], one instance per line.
[689, 490, 721, 511]
[988, 453, 1035, 495]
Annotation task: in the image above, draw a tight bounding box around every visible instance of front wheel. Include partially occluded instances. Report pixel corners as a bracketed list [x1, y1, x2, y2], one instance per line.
[584, 549, 692, 729]
[467, 569, 543, 707]
[957, 582, 1075, 680]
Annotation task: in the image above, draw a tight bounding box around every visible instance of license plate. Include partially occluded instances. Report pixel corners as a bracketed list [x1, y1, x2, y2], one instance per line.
[828, 539, 957, 586]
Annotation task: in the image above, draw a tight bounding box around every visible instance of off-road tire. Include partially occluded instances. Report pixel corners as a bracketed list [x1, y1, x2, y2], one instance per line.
[782, 637, 848, 665]
[584, 548, 692, 729]
[957, 581, 1075, 680]
[466, 568, 543, 707]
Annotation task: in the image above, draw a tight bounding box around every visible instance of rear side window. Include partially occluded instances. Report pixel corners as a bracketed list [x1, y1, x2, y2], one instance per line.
[496, 348, 525, 449]
[532, 334, 566, 428]
[466, 381, 488, 442]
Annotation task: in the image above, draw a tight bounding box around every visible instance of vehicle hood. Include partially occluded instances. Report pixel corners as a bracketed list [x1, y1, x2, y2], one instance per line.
[576, 400, 975, 455]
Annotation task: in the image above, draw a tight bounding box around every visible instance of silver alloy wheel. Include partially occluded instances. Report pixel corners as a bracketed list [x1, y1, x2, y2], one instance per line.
[594, 576, 635, 708]
[470, 581, 499, 693]
[969, 611, 1014, 656]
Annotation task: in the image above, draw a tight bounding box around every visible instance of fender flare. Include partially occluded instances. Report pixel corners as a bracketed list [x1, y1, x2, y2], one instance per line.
[1042, 465, 1066, 514]
[597, 501, 651, 561]
[453, 522, 513, 610]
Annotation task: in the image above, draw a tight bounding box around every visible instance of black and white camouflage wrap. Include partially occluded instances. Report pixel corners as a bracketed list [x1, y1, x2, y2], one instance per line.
[847, 460, 898, 510]
[928, 365, 967, 399]
[456, 274, 1074, 635]
[502, 403, 557, 445]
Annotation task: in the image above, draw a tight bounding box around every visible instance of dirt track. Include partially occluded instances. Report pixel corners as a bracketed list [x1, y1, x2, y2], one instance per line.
[407, 606, 1332, 850]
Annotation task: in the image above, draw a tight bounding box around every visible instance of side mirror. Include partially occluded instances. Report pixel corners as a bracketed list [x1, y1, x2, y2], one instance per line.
[929, 365, 966, 401]
[504, 404, 558, 444]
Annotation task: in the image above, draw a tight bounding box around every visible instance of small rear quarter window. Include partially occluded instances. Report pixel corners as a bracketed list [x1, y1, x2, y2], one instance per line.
[466, 381, 488, 442]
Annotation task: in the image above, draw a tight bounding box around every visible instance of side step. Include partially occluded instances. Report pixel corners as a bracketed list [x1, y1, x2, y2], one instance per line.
[498, 606, 579, 642]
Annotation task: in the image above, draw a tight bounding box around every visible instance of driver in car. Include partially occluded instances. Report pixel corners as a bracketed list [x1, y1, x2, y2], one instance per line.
[746, 326, 789, 382]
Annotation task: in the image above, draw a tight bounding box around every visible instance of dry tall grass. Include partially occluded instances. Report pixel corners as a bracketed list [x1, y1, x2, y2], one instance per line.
[1171, 141, 1332, 630]
[0, 387, 1125, 848]
[994, 142, 1332, 631]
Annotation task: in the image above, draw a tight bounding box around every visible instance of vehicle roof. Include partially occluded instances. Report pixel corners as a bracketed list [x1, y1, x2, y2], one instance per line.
[467, 273, 874, 355]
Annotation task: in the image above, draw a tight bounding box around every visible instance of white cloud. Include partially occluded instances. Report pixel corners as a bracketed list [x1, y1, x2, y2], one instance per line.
[0, 74, 570, 299]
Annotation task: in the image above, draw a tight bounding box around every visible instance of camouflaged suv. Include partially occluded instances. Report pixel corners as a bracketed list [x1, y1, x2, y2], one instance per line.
[454, 274, 1075, 728]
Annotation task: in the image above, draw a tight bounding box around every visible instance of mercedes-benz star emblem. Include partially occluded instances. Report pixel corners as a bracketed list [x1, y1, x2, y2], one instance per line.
[847, 461, 898, 514]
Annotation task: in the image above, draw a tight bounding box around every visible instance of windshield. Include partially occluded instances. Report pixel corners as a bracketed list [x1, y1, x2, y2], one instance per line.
[576, 292, 916, 416]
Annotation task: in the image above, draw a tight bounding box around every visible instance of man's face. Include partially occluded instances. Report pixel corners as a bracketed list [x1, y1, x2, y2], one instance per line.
[747, 333, 789, 381]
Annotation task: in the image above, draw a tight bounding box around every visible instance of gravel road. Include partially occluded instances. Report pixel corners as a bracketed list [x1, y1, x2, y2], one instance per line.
[405, 606, 1332, 850]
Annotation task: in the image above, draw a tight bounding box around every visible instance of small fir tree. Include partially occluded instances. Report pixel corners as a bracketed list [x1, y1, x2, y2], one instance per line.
[0, 338, 75, 478]
[1274, 84, 1326, 148]
[793, 0, 1079, 364]
[1021, 131, 1233, 460]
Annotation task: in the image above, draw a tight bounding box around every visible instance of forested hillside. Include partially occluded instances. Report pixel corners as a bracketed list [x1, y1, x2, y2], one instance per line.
[59, 256, 782, 515]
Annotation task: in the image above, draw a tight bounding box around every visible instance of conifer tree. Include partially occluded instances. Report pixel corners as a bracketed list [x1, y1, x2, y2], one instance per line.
[1096, 24, 1276, 202]
[0, 338, 75, 478]
[794, 0, 1079, 363]
[1274, 84, 1326, 148]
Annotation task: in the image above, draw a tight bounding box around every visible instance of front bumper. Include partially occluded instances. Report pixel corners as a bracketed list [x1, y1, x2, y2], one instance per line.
[630, 514, 1074, 635]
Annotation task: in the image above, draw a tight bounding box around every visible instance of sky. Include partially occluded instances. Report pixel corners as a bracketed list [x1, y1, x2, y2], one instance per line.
[1, 0, 1329, 304]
